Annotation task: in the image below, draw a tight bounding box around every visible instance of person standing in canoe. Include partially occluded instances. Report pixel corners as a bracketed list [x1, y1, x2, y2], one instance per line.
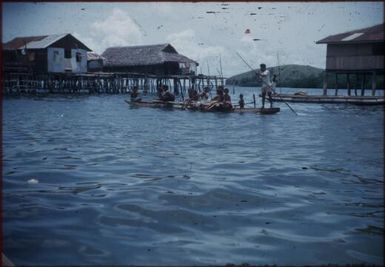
[259, 63, 273, 108]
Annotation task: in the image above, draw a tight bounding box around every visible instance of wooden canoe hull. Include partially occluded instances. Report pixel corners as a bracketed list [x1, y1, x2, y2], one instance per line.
[125, 100, 280, 114]
[271, 94, 385, 105]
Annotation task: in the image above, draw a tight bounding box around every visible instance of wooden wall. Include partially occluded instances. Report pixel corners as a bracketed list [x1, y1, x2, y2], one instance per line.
[3, 49, 48, 73]
[326, 43, 384, 71]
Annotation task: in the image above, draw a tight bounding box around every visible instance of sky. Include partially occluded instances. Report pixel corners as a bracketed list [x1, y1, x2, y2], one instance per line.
[2, 2, 383, 77]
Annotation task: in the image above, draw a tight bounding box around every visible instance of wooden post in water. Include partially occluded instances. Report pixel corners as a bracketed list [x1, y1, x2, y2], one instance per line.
[335, 73, 338, 96]
[191, 77, 195, 90]
[173, 78, 179, 96]
[354, 74, 358, 96]
[361, 73, 366, 96]
[347, 74, 351, 96]
[253, 94, 256, 108]
[371, 72, 376, 96]
[323, 72, 328, 95]
[177, 79, 184, 100]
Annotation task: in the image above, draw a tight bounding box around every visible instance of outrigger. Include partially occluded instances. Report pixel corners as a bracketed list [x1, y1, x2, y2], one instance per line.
[125, 99, 280, 114]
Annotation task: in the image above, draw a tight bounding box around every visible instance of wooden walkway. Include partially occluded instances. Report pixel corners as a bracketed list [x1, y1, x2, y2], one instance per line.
[3, 72, 226, 96]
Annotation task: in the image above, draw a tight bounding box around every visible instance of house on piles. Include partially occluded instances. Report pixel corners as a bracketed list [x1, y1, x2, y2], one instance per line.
[3, 33, 91, 74]
[101, 43, 198, 75]
[316, 23, 384, 95]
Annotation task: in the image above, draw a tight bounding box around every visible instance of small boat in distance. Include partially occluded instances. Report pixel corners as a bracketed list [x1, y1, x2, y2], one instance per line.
[125, 100, 280, 115]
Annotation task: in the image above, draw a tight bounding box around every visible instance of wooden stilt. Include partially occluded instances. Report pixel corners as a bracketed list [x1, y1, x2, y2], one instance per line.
[347, 73, 351, 96]
[323, 72, 328, 96]
[335, 73, 338, 96]
[371, 72, 376, 96]
[361, 73, 365, 96]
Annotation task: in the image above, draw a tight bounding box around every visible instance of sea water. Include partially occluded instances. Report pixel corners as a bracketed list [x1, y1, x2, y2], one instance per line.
[3, 87, 384, 265]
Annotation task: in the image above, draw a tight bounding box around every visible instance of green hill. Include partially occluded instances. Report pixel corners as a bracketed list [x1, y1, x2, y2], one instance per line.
[226, 64, 325, 88]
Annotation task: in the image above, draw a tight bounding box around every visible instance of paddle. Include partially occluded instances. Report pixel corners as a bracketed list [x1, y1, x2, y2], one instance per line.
[235, 52, 298, 115]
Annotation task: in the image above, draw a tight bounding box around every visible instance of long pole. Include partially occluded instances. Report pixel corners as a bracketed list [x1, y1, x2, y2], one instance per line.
[235, 52, 256, 74]
[235, 51, 297, 115]
[277, 51, 282, 94]
[219, 54, 224, 85]
[275, 51, 297, 115]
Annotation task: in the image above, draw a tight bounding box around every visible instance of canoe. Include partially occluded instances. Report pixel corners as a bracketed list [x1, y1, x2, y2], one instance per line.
[125, 100, 280, 114]
[271, 94, 385, 105]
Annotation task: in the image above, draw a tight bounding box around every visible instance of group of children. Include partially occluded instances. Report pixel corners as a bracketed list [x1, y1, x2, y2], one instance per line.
[205, 86, 233, 111]
[130, 84, 250, 111]
[131, 84, 176, 102]
[157, 85, 176, 102]
[130, 65, 277, 110]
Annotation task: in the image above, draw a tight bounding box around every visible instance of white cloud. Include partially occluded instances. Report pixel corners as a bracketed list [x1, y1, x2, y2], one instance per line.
[85, 8, 143, 53]
[73, 32, 97, 52]
[166, 29, 226, 74]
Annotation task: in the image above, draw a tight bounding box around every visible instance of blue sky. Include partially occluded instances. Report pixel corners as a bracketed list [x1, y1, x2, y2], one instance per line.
[2, 2, 383, 76]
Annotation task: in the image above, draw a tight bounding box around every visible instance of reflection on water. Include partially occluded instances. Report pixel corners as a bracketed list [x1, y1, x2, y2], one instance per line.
[3, 89, 384, 265]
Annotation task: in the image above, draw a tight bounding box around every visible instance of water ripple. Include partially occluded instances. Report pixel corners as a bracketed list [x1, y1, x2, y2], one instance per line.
[3, 94, 384, 265]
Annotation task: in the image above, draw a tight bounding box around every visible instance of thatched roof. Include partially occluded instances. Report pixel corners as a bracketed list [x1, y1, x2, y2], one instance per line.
[102, 43, 198, 67]
[317, 23, 384, 44]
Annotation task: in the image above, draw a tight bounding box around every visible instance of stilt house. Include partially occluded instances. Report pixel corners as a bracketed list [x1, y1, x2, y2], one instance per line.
[102, 43, 198, 75]
[316, 23, 384, 95]
[3, 33, 91, 74]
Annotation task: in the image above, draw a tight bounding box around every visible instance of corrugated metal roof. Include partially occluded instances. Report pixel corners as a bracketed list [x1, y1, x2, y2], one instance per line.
[102, 43, 198, 67]
[3, 33, 91, 51]
[316, 23, 384, 44]
[87, 51, 105, 61]
[27, 33, 69, 49]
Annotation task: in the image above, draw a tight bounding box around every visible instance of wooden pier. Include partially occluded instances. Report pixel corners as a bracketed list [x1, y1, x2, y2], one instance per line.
[2, 72, 225, 97]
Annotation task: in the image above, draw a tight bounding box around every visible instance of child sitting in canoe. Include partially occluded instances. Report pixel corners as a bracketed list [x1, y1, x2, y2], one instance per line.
[238, 94, 245, 109]
[205, 86, 232, 111]
[188, 88, 199, 102]
[199, 87, 210, 103]
[223, 88, 233, 109]
[185, 87, 211, 109]
[130, 86, 142, 102]
[160, 85, 175, 102]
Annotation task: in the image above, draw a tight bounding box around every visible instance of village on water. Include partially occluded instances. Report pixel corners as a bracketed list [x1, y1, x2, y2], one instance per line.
[2, 2, 385, 267]
[3, 22, 384, 110]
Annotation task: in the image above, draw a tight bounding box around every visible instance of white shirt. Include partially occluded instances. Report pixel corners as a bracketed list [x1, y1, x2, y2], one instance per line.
[260, 69, 271, 87]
